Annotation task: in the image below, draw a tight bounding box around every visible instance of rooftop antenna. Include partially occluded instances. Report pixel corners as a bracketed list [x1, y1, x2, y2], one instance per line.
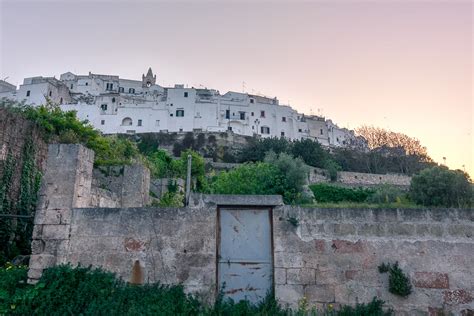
[242, 81, 246, 93]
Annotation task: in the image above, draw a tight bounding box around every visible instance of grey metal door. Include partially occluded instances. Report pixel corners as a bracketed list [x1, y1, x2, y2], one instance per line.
[218, 208, 273, 303]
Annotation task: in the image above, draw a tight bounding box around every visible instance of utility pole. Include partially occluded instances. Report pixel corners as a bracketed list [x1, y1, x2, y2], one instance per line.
[185, 154, 192, 206]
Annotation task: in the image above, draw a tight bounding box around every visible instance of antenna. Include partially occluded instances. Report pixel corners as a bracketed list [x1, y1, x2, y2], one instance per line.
[242, 81, 246, 93]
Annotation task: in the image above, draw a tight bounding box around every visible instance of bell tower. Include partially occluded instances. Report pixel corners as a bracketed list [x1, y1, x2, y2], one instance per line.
[142, 67, 156, 88]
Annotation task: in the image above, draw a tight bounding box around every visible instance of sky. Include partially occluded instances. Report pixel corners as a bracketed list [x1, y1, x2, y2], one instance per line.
[0, 0, 472, 176]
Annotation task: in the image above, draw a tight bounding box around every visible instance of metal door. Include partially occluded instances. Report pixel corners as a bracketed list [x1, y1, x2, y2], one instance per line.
[218, 208, 273, 303]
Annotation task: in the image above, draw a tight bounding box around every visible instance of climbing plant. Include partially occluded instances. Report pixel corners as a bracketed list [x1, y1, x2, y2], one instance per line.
[378, 262, 412, 297]
[0, 140, 42, 265]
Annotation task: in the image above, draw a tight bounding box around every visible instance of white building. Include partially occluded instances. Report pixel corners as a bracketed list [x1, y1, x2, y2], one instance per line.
[0, 68, 365, 149]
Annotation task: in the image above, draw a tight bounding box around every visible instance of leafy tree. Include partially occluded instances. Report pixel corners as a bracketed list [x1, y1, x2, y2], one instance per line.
[290, 138, 331, 168]
[237, 137, 290, 162]
[264, 151, 310, 203]
[409, 166, 473, 207]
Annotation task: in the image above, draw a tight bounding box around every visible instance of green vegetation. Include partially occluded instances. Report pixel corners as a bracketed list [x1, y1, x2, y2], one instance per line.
[409, 166, 473, 208]
[309, 184, 374, 204]
[209, 153, 310, 204]
[0, 139, 41, 265]
[1, 264, 392, 315]
[2, 101, 139, 166]
[378, 262, 412, 297]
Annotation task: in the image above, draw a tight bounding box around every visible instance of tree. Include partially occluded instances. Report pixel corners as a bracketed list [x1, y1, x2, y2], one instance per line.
[409, 166, 473, 207]
[290, 138, 331, 168]
[355, 125, 430, 157]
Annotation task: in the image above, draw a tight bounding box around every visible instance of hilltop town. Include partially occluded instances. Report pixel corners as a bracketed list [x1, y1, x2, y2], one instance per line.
[0, 68, 366, 150]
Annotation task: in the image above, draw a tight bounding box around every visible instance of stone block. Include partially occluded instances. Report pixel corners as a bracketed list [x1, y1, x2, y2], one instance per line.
[333, 223, 356, 236]
[34, 210, 61, 225]
[274, 251, 304, 268]
[41, 224, 70, 240]
[314, 239, 326, 253]
[443, 289, 473, 305]
[275, 284, 304, 307]
[399, 209, 428, 221]
[27, 268, 43, 280]
[413, 272, 449, 289]
[387, 223, 415, 236]
[29, 254, 55, 270]
[315, 269, 343, 285]
[331, 239, 365, 253]
[275, 268, 287, 285]
[357, 224, 386, 237]
[30, 240, 45, 254]
[305, 284, 335, 303]
[447, 225, 473, 238]
[286, 268, 315, 285]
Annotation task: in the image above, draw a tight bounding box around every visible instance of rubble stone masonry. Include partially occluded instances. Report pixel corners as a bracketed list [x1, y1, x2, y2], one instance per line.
[29, 144, 473, 315]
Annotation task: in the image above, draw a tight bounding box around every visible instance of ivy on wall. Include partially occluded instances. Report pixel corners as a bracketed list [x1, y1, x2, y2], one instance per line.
[0, 139, 42, 265]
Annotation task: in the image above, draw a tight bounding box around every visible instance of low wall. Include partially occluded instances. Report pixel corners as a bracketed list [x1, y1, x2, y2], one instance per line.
[273, 207, 473, 314]
[29, 144, 473, 315]
[309, 167, 412, 187]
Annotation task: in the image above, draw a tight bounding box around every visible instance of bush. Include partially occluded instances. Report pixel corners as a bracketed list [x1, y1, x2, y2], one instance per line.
[1, 264, 393, 315]
[3, 102, 139, 166]
[378, 262, 412, 297]
[210, 153, 309, 204]
[366, 185, 408, 204]
[310, 184, 374, 203]
[409, 166, 473, 207]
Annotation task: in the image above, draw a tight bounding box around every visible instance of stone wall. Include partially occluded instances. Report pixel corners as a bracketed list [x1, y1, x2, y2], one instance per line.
[273, 206, 473, 314]
[309, 167, 412, 187]
[29, 144, 473, 314]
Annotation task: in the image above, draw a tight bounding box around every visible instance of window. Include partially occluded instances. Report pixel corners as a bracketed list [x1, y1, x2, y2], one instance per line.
[320, 129, 323, 135]
[119, 87, 124, 93]
[298, 128, 302, 133]
[281, 132, 285, 137]
[106, 83, 114, 91]
[225, 110, 230, 119]
[336, 137, 340, 142]
[49, 91, 52, 97]
[155, 120, 160, 126]
[250, 99, 254, 104]
[228, 126, 232, 131]
[251, 112, 254, 116]
[282, 117, 286, 122]
[252, 126, 254, 130]
[137, 119, 142, 126]
[239, 112, 245, 120]
[179, 128, 183, 132]
[26, 90, 30, 97]
[170, 113, 173, 117]
[184, 92, 188, 97]
[85, 82, 88, 86]
[101, 104, 107, 111]
[60, 98, 63, 104]
[129, 88, 135, 94]
[261, 126, 270, 134]
[170, 103, 173, 106]
[112, 97, 116, 103]
[122, 117, 133, 126]
[260, 111, 265, 118]
[176, 109, 184, 117]
[101, 120, 105, 125]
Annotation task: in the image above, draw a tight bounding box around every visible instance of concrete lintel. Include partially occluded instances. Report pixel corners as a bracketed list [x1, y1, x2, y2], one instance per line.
[200, 194, 284, 207]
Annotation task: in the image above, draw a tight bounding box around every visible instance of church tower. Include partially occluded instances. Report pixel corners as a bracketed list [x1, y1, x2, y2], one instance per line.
[142, 67, 156, 88]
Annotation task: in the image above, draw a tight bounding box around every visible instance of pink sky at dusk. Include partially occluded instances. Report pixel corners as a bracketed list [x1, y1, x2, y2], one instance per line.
[1, 0, 472, 176]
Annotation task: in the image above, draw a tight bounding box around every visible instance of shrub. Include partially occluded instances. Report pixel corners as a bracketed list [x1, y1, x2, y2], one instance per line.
[291, 138, 332, 169]
[378, 262, 412, 297]
[366, 184, 408, 204]
[409, 166, 473, 207]
[1, 264, 393, 315]
[2, 102, 139, 166]
[310, 183, 374, 203]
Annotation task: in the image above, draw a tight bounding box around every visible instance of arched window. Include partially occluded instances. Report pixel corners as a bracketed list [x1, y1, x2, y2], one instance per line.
[122, 117, 133, 126]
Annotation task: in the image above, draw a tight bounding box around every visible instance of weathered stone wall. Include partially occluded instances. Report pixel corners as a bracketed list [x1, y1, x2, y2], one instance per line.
[273, 206, 473, 314]
[90, 164, 150, 208]
[0, 108, 48, 204]
[309, 167, 412, 187]
[29, 144, 473, 314]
